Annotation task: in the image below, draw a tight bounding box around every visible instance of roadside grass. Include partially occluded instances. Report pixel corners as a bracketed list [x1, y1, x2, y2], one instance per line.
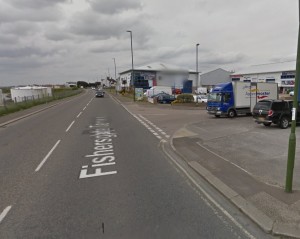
[0, 88, 83, 117]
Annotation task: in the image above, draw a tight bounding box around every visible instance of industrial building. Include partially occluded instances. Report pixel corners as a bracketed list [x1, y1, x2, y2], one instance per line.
[200, 68, 232, 90]
[117, 62, 198, 93]
[230, 61, 296, 94]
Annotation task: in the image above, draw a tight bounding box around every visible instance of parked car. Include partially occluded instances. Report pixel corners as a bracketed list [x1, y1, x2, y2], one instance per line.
[95, 90, 105, 98]
[193, 94, 208, 103]
[156, 93, 176, 104]
[290, 91, 294, 96]
[252, 99, 300, 129]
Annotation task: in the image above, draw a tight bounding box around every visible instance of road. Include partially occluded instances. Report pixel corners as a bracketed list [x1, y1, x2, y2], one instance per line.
[0, 90, 273, 238]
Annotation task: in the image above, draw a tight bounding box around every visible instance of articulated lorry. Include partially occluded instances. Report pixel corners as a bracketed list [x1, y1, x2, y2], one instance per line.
[206, 81, 278, 118]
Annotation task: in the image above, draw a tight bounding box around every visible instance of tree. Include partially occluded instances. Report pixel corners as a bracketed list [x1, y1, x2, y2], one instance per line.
[77, 81, 89, 88]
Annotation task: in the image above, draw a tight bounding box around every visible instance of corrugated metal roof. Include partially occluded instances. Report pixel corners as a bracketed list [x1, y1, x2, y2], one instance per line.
[120, 62, 189, 74]
[232, 61, 296, 75]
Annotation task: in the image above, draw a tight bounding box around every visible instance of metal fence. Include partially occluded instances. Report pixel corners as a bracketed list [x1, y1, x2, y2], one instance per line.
[0, 89, 83, 116]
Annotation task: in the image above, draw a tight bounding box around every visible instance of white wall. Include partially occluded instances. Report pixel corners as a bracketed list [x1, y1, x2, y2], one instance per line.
[11, 87, 52, 103]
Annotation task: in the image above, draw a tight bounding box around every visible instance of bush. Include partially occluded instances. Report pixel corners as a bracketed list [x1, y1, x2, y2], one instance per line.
[176, 94, 194, 103]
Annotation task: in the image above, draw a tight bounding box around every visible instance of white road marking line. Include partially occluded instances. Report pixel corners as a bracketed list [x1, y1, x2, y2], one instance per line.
[0, 206, 12, 223]
[66, 120, 75, 132]
[92, 162, 116, 167]
[76, 112, 83, 118]
[161, 143, 256, 239]
[83, 106, 87, 111]
[35, 140, 61, 172]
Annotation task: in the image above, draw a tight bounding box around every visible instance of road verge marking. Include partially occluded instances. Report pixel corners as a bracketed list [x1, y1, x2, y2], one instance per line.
[161, 142, 256, 239]
[0, 206, 12, 223]
[35, 140, 61, 172]
[66, 120, 75, 132]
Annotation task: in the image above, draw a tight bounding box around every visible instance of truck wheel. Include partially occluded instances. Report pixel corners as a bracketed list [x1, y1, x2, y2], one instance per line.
[228, 109, 235, 118]
[279, 117, 289, 129]
[263, 122, 271, 127]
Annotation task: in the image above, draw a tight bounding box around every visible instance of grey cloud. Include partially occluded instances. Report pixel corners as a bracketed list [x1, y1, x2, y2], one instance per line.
[68, 11, 152, 45]
[0, 46, 65, 59]
[8, 0, 69, 9]
[1, 22, 41, 36]
[0, 1, 65, 23]
[88, 0, 142, 14]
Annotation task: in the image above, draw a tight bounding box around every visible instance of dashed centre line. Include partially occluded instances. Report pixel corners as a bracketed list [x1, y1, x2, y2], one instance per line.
[66, 120, 75, 132]
[76, 112, 83, 118]
[35, 140, 61, 172]
[0, 206, 12, 224]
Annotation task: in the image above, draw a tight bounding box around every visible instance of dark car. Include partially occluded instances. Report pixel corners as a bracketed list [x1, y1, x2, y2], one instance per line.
[156, 93, 176, 104]
[252, 99, 299, 129]
[95, 90, 105, 98]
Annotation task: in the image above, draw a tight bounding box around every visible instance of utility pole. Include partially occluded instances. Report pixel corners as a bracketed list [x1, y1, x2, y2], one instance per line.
[285, 1, 300, 193]
[196, 43, 200, 102]
[127, 30, 135, 101]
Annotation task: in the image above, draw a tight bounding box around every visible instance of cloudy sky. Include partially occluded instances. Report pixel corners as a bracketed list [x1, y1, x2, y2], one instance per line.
[0, 0, 298, 86]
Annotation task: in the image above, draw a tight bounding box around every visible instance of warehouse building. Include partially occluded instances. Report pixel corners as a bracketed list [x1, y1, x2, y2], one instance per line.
[230, 61, 296, 94]
[200, 68, 232, 91]
[117, 62, 198, 93]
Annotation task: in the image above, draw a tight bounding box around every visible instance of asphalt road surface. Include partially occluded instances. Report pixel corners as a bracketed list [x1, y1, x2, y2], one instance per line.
[0, 90, 273, 238]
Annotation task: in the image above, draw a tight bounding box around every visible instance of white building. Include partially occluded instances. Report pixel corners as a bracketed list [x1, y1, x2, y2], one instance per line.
[230, 61, 296, 94]
[118, 62, 198, 93]
[11, 86, 52, 103]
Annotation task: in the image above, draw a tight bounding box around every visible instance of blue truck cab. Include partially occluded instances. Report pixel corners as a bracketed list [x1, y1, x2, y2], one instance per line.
[207, 82, 235, 117]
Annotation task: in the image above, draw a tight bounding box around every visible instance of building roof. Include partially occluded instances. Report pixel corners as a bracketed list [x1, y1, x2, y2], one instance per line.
[13, 86, 49, 90]
[119, 62, 191, 74]
[232, 61, 296, 76]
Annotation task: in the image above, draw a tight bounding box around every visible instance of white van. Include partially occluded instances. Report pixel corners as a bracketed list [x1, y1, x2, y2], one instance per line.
[145, 86, 172, 97]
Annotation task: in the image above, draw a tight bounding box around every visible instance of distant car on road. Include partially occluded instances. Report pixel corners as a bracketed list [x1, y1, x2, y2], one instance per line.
[95, 90, 105, 98]
[289, 91, 294, 96]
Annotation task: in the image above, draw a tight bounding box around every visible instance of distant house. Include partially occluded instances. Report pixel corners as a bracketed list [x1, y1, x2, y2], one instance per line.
[118, 62, 198, 93]
[200, 68, 232, 90]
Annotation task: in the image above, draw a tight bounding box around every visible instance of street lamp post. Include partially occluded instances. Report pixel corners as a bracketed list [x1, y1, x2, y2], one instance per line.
[196, 43, 200, 103]
[113, 58, 117, 94]
[127, 30, 135, 101]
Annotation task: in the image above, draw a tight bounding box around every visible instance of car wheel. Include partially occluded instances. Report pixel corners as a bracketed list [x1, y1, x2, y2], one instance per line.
[228, 109, 236, 118]
[279, 117, 289, 129]
[215, 115, 220, 118]
[263, 122, 271, 127]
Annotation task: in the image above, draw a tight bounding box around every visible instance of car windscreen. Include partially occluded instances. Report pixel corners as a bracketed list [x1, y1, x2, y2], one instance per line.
[254, 101, 271, 110]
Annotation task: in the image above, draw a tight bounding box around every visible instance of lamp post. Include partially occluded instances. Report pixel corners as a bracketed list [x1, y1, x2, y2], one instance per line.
[113, 58, 117, 93]
[196, 43, 200, 102]
[127, 30, 135, 101]
[285, 2, 300, 193]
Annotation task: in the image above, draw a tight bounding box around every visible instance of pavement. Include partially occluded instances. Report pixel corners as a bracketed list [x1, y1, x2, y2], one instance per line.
[2, 91, 300, 238]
